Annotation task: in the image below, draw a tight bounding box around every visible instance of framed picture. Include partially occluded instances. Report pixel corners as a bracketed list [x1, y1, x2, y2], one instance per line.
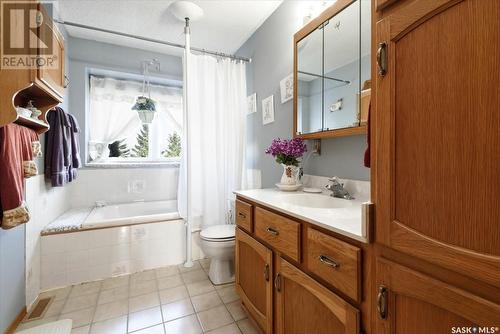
[280, 73, 293, 103]
[247, 93, 257, 115]
[262, 95, 274, 125]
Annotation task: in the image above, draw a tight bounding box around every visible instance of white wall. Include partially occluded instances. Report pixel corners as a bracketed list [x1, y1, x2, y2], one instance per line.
[25, 176, 71, 308]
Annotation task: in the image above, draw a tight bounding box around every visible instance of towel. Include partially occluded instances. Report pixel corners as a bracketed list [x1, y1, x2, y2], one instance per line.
[45, 107, 81, 186]
[0, 124, 40, 229]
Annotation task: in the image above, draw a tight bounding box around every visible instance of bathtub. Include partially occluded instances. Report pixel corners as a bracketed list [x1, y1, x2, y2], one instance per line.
[40, 200, 204, 291]
[84, 200, 181, 229]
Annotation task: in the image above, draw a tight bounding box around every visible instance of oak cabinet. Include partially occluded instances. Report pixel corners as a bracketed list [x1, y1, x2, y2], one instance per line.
[36, 3, 66, 98]
[374, 258, 500, 334]
[235, 228, 273, 333]
[374, 0, 500, 287]
[275, 257, 360, 334]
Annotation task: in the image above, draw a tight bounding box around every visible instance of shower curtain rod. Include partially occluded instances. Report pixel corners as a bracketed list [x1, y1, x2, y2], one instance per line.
[54, 20, 252, 63]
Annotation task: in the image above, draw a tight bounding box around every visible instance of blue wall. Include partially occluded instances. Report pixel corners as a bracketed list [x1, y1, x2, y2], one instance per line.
[0, 225, 25, 333]
[236, 1, 370, 187]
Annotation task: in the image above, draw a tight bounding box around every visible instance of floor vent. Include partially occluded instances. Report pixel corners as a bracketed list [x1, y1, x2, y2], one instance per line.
[26, 297, 52, 321]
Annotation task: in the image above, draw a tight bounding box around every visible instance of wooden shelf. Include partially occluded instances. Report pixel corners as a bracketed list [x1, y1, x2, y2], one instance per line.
[296, 125, 367, 140]
[14, 115, 49, 134]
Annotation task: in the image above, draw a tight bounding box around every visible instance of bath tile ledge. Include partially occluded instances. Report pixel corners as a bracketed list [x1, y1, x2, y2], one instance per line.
[234, 188, 370, 243]
[41, 207, 92, 235]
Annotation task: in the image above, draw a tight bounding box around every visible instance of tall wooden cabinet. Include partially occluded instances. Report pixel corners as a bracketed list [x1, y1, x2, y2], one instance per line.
[373, 0, 500, 331]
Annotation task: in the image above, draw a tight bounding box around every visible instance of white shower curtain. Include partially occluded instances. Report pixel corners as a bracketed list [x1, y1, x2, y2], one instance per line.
[178, 54, 248, 229]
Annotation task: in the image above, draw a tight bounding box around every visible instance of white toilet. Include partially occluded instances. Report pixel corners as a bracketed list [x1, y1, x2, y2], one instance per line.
[199, 224, 236, 285]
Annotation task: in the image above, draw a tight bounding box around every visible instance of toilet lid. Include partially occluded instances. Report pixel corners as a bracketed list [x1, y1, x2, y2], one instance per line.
[200, 224, 236, 240]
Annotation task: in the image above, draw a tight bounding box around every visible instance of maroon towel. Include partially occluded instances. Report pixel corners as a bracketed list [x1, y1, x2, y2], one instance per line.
[364, 103, 371, 168]
[0, 124, 39, 229]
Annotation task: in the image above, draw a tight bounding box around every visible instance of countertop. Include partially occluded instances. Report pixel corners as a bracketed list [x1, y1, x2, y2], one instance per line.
[234, 188, 368, 243]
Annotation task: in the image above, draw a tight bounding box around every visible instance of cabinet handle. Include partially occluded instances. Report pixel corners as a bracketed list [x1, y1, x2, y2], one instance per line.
[377, 285, 388, 320]
[266, 227, 279, 236]
[318, 255, 339, 269]
[274, 273, 281, 292]
[376, 42, 388, 76]
[264, 264, 269, 281]
[238, 212, 246, 219]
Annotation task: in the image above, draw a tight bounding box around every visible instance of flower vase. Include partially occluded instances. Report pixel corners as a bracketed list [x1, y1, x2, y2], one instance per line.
[280, 164, 299, 185]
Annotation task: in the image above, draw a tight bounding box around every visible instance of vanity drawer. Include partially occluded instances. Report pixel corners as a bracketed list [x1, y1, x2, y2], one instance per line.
[254, 207, 300, 262]
[307, 228, 361, 301]
[235, 199, 253, 232]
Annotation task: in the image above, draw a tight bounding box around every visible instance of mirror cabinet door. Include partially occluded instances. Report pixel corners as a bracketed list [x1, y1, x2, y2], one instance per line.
[294, 0, 371, 137]
[323, 0, 362, 131]
[297, 27, 323, 135]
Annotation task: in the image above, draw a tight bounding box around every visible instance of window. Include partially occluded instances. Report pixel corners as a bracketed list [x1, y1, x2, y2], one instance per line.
[87, 73, 183, 165]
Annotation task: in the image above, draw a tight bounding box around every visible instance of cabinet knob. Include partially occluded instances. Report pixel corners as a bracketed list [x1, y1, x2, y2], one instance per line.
[274, 273, 281, 292]
[377, 42, 388, 76]
[266, 227, 279, 236]
[377, 285, 388, 320]
[318, 254, 340, 269]
[264, 264, 270, 281]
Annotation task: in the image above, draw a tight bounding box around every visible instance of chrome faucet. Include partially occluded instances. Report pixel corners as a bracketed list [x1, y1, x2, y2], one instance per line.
[325, 177, 354, 200]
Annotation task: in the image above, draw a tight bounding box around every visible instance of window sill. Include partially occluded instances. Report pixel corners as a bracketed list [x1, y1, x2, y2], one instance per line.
[85, 161, 180, 169]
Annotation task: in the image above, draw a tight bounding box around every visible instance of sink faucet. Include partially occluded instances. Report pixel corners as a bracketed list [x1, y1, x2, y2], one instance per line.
[325, 177, 354, 200]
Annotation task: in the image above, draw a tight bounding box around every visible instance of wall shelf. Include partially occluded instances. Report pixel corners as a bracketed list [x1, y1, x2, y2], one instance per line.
[296, 125, 367, 139]
[14, 115, 50, 134]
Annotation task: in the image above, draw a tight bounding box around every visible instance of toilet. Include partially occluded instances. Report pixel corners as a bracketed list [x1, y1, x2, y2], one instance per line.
[199, 224, 236, 285]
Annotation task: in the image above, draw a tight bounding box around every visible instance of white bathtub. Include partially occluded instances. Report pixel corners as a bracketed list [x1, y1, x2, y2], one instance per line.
[40, 200, 204, 290]
[84, 200, 181, 229]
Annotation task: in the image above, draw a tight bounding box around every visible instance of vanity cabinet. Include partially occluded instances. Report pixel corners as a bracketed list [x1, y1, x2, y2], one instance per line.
[372, 0, 500, 330]
[235, 228, 273, 333]
[234, 196, 367, 334]
[275, 257, 360, 334]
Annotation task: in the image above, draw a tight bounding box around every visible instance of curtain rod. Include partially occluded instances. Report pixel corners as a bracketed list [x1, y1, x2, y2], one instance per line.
[54, 20, 251, 63]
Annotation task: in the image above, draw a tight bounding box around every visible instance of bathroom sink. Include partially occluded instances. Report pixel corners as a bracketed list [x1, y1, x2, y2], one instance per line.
[279, 193, 356, 209]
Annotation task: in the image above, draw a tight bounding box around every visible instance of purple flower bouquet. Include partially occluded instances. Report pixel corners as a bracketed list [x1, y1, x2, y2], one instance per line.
[265, 138, 307, 167]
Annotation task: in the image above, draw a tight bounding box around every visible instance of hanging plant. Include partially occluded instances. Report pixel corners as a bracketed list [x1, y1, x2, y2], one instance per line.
[132, 96, 156, 112]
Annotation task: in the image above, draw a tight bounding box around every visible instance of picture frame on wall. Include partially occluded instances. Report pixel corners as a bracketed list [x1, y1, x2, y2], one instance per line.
[247, 93, 257, 115]
[279, 73, 293, 103]
[262, 95, 275, 125]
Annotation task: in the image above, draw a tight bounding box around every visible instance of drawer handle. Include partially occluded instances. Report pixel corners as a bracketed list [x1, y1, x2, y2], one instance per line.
[266, 227, 279, 236]
[238, 212, 246, 219]
[264, 264, 270, 281]
[319, 255, 340, 269]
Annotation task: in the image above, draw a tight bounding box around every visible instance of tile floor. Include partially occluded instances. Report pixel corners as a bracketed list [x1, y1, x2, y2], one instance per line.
[17, 259, 260, 334]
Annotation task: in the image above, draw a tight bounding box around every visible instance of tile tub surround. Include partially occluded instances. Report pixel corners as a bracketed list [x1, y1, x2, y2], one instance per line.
[17, 260, 259, 334]
[40, 221, 198, 290]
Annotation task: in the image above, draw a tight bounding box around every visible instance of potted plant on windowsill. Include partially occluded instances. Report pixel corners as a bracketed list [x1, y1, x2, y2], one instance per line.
[132, 96, 156, 124]
[265, 138, 307, 189]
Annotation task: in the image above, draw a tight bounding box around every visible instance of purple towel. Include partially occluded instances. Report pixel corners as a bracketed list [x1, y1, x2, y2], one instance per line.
[45, 107, 81, 186]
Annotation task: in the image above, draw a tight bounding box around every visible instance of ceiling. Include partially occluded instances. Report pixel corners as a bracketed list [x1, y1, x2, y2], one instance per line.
[54, 0, 282, 57]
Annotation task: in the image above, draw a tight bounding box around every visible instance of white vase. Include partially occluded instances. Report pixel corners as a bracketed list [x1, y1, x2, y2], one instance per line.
[280, 164, 300, 185]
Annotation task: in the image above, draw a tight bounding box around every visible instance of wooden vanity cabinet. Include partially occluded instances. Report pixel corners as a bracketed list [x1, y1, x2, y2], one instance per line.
[235, 196, 367, 334]
[235, 228, 273, 333]
[372, 0, 500, 330]
[275, 257, 360, 334]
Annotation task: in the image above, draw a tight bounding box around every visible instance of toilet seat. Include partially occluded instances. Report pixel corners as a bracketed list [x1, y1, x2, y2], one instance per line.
[200, 224, 235, 242]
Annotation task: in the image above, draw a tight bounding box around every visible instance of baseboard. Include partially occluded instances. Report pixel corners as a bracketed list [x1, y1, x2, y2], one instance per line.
[5, 306, 27, 334]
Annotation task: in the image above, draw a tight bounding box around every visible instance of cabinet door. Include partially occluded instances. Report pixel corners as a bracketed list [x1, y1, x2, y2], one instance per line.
[375, 258, 500, 334]
[37, 9, 65, 98]
[235, 228, 272, 333]
[375, 0, 500, 287]
[275, 257, 359, 334]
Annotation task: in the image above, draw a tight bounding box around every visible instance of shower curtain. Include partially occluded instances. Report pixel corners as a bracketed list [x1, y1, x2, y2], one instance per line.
[178, 54, 247, 229]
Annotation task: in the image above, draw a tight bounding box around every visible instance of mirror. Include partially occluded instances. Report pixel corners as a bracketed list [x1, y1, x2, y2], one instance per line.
[294, 0, 371, 138]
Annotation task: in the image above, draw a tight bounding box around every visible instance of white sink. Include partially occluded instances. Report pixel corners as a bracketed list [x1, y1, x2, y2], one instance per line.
[279, 193, 357, 209]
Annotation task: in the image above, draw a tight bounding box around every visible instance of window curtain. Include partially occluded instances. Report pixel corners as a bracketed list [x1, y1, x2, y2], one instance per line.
[178, 55, 247, 228]
[88, 75, 182, 161]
